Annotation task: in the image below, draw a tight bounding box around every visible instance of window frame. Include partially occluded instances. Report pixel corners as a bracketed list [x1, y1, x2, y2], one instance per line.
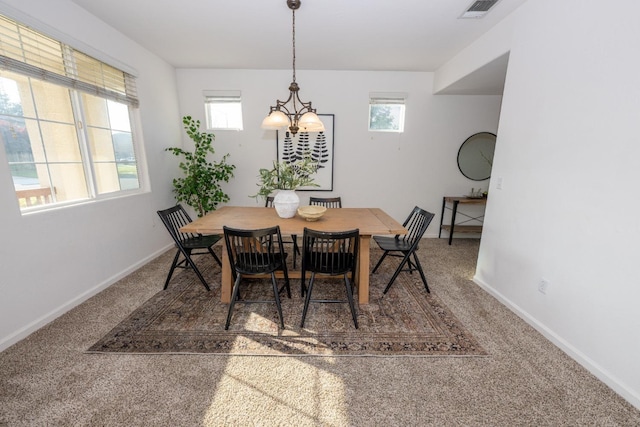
[203, 90, 243, 131]
[368, 92, 407, 133]
[0, 12, 146, 214]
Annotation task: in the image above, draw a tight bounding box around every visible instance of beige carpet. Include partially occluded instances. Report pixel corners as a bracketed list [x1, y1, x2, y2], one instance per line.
[1, 238, 639, 426]
[88, 248, 485, 356]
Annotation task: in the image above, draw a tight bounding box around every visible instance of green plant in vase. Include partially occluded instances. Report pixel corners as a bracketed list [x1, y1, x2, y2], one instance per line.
[253, 156, 319, 199]
[252, 156, 319, 218]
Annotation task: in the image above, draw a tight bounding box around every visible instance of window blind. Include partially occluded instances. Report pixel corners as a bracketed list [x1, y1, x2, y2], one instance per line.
[369, 92, 407, 105]
[203, 90, 241, 104]
[0, 14, 138, 107]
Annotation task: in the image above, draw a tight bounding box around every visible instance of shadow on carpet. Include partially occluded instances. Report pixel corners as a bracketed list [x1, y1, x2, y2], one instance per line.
[88, 248, 487, 357]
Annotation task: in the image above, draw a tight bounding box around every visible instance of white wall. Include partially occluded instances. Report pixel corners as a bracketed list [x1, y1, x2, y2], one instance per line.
[472, 0, 640, 408]
[433, 12, 515, 94]
[0, 0, 180, 349]
[176, 68, 502, 224]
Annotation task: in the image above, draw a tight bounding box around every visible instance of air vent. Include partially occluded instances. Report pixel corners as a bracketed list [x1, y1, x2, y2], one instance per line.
[459, 0, 501, 19]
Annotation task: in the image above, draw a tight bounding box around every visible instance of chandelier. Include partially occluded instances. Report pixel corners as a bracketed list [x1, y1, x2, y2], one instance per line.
[261, 0, 324, 136]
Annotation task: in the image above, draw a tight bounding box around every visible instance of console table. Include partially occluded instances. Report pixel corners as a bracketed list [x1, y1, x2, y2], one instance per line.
[438, 196, 487, 245]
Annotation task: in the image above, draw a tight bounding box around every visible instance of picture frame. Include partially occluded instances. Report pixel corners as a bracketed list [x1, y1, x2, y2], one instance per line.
[276, 114, 334, 191]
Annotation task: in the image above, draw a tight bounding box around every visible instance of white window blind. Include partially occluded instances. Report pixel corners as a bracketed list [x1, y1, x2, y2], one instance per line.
[0, 15, 138, 107]
[369, 96, 406, 105]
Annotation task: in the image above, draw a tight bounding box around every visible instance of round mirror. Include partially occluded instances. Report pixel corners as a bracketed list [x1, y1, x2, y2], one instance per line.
[457, 132, 496, 181]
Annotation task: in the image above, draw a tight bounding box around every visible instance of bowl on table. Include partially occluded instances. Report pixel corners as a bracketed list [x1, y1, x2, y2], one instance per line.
[297, 205, 327, 221]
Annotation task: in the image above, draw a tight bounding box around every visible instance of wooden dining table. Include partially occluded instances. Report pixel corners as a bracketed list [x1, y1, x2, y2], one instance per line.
[180, 206, 406, 304]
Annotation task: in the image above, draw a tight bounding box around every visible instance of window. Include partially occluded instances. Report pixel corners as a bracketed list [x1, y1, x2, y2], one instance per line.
[368, 93, 406, 133]
[0, 14, 141, 212]
[204, 90, 243, 130]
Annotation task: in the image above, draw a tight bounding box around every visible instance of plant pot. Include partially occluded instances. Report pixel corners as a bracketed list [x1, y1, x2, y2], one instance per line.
[273, 190, 299, 218]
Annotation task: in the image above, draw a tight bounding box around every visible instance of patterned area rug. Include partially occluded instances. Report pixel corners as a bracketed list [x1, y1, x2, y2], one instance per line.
[88, 248, 486, 357]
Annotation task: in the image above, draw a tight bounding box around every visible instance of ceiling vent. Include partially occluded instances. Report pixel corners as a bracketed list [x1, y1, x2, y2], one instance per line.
[459, 0, 501, 19]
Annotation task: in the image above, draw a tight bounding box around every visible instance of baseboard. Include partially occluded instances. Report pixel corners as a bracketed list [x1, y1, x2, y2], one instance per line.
[473, 275, 640, 410]
[0, 244, 173, 353]
[424, 233, 481, 240]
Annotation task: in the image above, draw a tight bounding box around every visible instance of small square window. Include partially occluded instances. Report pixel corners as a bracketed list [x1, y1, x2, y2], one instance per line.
[204, 90, 243, 130]
[368, 93, 406, 133]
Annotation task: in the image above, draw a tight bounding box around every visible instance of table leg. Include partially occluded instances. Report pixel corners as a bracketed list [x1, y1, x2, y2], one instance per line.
[357, 235, 371, 304]
[449, 200, 459, 245]
[220, 244, 232, 303]
[438, 197, 446, 238]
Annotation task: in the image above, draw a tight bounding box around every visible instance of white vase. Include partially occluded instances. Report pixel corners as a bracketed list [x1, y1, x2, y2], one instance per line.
[273, 190, 299, 218]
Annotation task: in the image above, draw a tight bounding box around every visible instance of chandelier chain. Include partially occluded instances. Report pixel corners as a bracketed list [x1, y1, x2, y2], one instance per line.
[291, 8, 296, 83]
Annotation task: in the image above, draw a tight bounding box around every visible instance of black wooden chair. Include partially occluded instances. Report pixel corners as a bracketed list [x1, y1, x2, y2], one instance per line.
[300, 227, 359, 329]
[266, 196, 300, 268]
[371, 206, 435, 294]
[309, 196, 342, 208]
[223, 225, 292, 330]
[157, 204, 221, 291]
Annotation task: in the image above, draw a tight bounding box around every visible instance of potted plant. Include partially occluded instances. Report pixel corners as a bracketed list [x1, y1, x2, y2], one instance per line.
[253, 156, 319, 218]
[166, 116, 236, 217]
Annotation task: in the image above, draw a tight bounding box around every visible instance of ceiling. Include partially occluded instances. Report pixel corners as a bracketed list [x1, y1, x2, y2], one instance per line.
[70, 0, 527, 93]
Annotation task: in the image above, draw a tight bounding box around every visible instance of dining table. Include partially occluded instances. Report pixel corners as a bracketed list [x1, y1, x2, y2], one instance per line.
[180, 206, 406, 304]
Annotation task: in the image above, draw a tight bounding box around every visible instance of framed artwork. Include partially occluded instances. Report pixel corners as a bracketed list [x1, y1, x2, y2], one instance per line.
[277, 114, 334, 191]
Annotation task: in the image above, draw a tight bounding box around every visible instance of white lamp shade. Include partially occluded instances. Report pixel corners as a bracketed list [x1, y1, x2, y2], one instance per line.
[299, 112, 325, 132]
[261, 110, 290, 129]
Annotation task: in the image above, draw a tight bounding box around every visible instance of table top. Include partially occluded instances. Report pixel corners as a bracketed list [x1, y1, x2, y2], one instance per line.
[181, 206, 406, 236]
[444, 196, 487, 204]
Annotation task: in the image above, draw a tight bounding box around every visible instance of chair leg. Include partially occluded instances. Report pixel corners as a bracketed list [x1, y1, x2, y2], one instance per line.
[282, 263, 292, 299]
[225, 275, 243, 330]
[163, 250, 182, 290]
[372, 251, 390, 274]
[207, 246, 222, 266]
[271, 273, 285, 329]
[406, 257, 415, 274]
[344, 275, 359, 329]
[411, 251, 430, 293]
[181, 248, 211, 291]
[292, 236, 299, 269]
[382, 251, 413, 295]
[300, 272, 316, 328]
[277, 250, 292, 298]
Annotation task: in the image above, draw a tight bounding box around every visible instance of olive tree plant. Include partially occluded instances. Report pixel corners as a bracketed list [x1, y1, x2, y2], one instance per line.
[165, 116, 235, 217]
